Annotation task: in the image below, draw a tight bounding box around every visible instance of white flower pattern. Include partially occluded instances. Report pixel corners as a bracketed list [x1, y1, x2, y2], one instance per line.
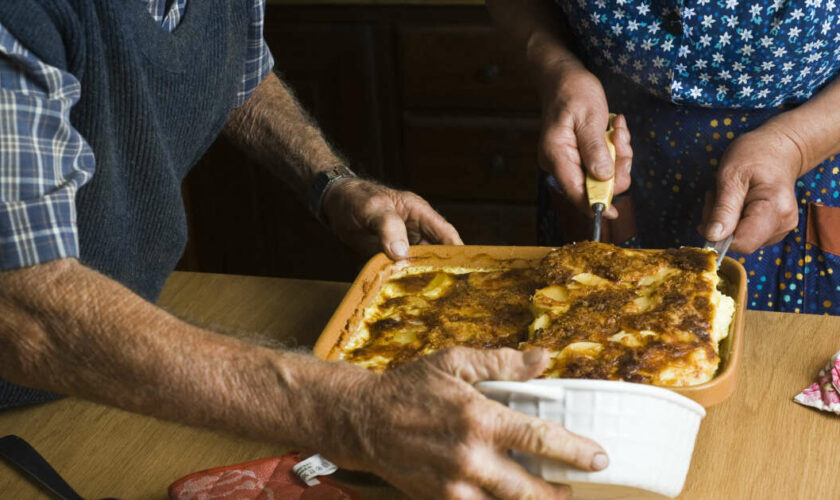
[556, 0, 840, 108]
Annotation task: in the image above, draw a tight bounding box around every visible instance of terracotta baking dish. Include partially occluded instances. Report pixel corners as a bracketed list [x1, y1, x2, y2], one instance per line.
[313, 245, 747, 407]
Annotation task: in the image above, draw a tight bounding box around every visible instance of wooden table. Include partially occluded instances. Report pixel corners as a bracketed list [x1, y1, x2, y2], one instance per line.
[1, 271, 838, 499]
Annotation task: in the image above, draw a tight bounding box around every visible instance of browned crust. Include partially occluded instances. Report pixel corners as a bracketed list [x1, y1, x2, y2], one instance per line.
[344, 268, 540, 368]
[343, 242, 723, 385]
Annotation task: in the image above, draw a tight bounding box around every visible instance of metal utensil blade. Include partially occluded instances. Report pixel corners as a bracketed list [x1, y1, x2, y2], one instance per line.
[592, 203, 604, 242]
[703, 233, 734, 268]
[0, 435, 85, 500]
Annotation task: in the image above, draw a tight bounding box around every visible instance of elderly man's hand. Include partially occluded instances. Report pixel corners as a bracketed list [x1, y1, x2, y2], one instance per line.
[701, 125, 802, 254]
[322, 178, 462, 260]
[537, 66, 633, 219]
[324, 347, 608, 499]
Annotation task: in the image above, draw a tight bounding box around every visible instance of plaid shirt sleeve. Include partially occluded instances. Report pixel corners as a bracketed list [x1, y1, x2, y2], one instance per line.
[0, 24, 94, 271]
[234, 0, 275, 107]
[0, 0, 270, 271]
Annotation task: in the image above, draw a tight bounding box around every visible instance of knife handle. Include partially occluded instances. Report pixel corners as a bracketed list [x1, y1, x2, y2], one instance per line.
[586, 113, 618, 210]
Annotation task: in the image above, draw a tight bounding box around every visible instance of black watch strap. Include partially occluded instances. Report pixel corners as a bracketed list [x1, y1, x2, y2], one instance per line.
[308, 165, 357, 222]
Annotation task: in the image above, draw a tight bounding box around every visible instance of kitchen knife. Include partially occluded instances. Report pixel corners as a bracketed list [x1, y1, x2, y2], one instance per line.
[586, 114, 617, 242]
[704, 233, 734, 269]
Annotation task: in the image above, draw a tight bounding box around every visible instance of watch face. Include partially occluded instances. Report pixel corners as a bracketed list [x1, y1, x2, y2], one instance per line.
[330, 166, 352, 180]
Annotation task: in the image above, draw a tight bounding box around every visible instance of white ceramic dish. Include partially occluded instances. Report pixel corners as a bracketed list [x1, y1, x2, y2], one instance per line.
[477, 379, 706, 499]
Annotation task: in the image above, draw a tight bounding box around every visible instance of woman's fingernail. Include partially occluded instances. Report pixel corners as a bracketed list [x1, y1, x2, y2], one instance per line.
[523, 348, 544, 365]
[708, 222, 723, 240]
[594, 165, 613, 178]
[390, 241, 409, 258]
[591, 453, 609, 471]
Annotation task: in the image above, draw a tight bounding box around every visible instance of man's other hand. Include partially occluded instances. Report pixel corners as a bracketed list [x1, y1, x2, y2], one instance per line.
[326, 347, 608, 499]
[322, 179, 462, 260]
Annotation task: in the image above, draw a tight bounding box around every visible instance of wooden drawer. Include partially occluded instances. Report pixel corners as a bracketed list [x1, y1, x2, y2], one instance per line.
[404, 116, 540, 202]
[434, 202, 537, 245]
[399, 25, 539, 110]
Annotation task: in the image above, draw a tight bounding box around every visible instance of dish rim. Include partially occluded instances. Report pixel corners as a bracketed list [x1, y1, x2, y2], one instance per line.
[477, 379, 707, 415]
[313, 245, 747, 408]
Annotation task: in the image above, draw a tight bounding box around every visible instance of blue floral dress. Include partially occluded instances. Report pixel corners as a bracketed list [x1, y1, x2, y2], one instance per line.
[539, 0, 840, 314]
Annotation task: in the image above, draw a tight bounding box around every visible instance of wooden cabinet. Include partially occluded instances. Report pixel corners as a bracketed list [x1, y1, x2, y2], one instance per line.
[180, 4, 543, 280]
[399, 25, 539, 110]
[403, 116, 540, 202]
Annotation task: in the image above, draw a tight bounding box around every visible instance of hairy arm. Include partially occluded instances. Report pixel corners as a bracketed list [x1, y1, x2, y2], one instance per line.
[0, 261, 606, 498]
[223, 71, 343, 199]
[0, 259, 364, 447]
[221, 71, 461, 258]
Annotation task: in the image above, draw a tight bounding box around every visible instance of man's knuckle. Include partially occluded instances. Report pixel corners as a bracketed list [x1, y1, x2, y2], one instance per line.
[440, 484, 459, 500]
[450, 441, 472, 466]
[361, 196, 384, 213]
[461, 399, 490, 430]
[441, 481, 476, 500]
[442, 345, 470, 363]
[524, 419, 554, 455]
[456, 448, 485, 480]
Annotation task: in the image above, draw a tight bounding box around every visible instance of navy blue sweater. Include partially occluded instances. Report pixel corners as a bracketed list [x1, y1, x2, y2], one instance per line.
[0, 0, 249, 408]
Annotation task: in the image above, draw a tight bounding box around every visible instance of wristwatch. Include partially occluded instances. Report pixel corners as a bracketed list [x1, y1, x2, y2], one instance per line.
[308, 165, 357, 223]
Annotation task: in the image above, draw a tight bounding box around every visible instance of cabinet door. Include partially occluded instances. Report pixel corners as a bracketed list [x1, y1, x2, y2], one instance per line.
[435, 202, 537, 246]
[399, 24, 540, 111]
[403, 116, 541, 203]
[179, 21, 382, 281]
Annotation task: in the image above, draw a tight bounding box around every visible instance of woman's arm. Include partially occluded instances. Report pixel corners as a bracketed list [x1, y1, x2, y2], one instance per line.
[486, 0, 633, 218]
[703, 77, 840, 252]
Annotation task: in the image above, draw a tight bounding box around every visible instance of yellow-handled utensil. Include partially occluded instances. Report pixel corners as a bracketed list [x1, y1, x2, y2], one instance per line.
[586, 113, 617, 242]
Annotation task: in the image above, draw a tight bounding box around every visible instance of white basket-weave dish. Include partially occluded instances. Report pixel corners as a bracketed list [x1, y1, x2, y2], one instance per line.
[477, 379, 706, 499]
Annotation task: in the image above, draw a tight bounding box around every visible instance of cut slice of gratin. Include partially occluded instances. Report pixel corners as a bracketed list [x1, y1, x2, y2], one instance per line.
[525, 241, 735, 386]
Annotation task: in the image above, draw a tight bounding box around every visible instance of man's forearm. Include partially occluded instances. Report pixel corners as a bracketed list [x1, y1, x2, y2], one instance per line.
[763, 77, 840, 177]
[223, 72, 345, 198]
[0, 260, 365, 450]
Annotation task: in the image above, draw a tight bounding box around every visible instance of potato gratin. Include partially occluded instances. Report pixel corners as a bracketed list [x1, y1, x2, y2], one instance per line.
[339, 242, 735, 387]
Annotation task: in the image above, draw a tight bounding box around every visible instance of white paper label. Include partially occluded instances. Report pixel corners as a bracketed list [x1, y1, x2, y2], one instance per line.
[292, 454, 338, 486]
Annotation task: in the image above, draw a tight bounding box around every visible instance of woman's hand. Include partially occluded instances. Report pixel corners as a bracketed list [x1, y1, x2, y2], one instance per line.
[537, 66, 633, 218]
[701, 124, 803, 254]
[322, 179, 462, 260]
[322, 347, 608, 499]
[486, 0, 633, 218]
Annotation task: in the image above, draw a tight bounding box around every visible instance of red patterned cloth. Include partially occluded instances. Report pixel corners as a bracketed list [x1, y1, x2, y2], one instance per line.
[169, 453, 361, 500]
[794, 350, 840, 415]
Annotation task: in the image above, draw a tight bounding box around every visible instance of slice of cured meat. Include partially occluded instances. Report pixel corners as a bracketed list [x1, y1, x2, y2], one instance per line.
[169, 452, 361, 500]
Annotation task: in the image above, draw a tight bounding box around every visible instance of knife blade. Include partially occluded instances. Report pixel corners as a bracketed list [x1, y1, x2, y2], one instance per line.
[703, 233, 734, 269]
